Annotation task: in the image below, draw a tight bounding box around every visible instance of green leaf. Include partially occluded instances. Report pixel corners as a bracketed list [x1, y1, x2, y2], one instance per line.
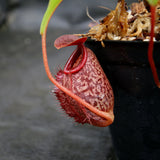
[40, 0, 63, 35]
[147, 0, 159, 6]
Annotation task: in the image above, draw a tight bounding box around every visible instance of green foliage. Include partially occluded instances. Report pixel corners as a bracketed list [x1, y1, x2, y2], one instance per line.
[147, 0, 159, 6]
[40, 0, 63, 35]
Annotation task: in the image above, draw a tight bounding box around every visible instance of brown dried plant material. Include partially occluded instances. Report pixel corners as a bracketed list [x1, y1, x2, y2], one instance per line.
[79, 0, 160, 44]
[82, 0, 128, 45]
[130, 1, 147, 15]
[102, 0, 128, 39]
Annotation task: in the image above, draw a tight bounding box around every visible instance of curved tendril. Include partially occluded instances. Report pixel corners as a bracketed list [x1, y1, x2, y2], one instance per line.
[41, 1, 114, 126]
[148, 6, 160, 88]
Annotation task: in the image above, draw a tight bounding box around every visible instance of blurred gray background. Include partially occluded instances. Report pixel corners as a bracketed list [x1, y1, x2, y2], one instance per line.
[0, 0, 135, 160]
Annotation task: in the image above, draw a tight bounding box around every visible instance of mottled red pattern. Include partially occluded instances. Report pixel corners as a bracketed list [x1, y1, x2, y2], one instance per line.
[54, 35, 114, 126]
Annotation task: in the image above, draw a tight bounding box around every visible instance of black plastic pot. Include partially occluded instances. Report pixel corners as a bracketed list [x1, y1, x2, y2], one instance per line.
[85, 39, 160, 160]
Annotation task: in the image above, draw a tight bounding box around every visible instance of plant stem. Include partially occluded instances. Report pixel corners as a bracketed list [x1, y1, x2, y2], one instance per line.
[148, 6, 160, 88]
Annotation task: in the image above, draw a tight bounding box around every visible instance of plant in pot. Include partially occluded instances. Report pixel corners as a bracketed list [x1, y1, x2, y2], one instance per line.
[40, 0, 160, 159]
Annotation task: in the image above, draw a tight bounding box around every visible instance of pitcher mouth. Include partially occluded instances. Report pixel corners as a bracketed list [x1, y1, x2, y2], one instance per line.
[63, 45, 87, 74]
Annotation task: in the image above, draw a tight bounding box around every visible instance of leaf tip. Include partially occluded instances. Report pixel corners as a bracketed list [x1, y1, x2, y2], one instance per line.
[40, 0, 63, 35]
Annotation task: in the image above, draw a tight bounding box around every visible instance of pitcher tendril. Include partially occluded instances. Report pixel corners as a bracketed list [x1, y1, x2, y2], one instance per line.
[40, 0, 114, 127]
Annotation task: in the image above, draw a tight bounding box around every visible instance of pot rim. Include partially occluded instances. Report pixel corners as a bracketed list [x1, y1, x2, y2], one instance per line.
[86, 38, 160, 44]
